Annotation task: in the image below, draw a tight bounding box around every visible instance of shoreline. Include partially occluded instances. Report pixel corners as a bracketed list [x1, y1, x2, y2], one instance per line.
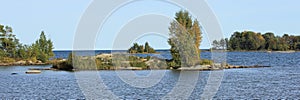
[2, 64, 271, 71]
[0, 63, 50, 66]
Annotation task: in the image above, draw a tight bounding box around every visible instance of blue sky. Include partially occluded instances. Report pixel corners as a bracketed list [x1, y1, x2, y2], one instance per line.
[0, 0, 299, 50]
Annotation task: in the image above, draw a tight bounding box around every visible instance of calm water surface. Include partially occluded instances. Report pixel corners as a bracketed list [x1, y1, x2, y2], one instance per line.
[0, 51, 299, 99]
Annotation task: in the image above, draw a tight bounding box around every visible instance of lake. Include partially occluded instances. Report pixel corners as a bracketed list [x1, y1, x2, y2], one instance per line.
[0, 51, 299, 99]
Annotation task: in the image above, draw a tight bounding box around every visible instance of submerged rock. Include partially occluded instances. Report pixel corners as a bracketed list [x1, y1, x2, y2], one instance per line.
[11, 73, 18, 75]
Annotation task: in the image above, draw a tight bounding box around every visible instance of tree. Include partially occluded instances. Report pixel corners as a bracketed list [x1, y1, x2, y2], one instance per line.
[263, 32, 276, 50]
[220, 39, 226, 50]
[168, 10, 202, 68]
[256, 33, 266, 50]
[144, 42, 156, 53]
[0, 25, 20, 58]
[212, 40, 220, 49]
[34, 31, 55, 62]
[47, 40, 54, 58]
[128, 42, 156, 53]
[227, 31, 300, 51]
[137, 45, 144, 53]
[144, 42, 150, 53]
[212, 39, 227, 50]
[191, 20, 202, 54]
[229, 32, 242, 50]
[0, 24, 55, 63]
[225, 38, 230, 50]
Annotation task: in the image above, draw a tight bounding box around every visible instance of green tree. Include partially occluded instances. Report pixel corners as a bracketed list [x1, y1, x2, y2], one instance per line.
[191, 20, 202, 54]
[225, 38, 230, 50]
[220, 39, 226, 50]
[0, 25, 20, 58]
[229, 32, 242, 50]
[144, 42, 156, 53]
[212, 39, 227, 50]
[128, 42, 156, 53]
[47, 40, 54, 58]
[212, 40, 220, 49]
[263, 32, 276, 50]
[144, 42, 150, 53]
[168, 10, 202, 68]
[34, 31, 55, 62]
[137, 45, 144, 53]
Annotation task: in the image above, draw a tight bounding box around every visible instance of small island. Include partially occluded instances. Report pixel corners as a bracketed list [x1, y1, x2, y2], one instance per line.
[128, 42, 156, 54]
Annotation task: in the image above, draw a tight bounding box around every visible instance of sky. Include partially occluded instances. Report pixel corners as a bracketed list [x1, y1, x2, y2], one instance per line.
[0, 0, 299, 50]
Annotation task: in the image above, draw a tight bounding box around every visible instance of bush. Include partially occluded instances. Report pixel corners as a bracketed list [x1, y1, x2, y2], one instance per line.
[130, 61, 147, 69]
[52, 61, 73, 71]
[0, 57, 15, 63]
[167, 61, 180, 69]
[200, 59, 213, 65]
[37, 53, 47, 63]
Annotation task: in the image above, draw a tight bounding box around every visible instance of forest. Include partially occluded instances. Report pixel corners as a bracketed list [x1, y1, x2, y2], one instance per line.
[0, 24, 54, 64]
[212, 31, 300, 51]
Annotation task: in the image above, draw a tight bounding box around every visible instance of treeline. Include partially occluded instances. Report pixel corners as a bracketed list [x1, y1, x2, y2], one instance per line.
[212, 31, 300, 51]
[0, 24, 54, 63]
[128, 42, 156, 53]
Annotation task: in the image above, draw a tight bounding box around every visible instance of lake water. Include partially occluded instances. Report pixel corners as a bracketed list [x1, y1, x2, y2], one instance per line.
[0, 51, 300, 99]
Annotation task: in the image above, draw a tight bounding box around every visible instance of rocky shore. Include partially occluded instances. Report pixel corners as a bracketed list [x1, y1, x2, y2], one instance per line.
[0, 60, 48, 66]
[2, 53, 271, 72]
[177, 64, 271, 71]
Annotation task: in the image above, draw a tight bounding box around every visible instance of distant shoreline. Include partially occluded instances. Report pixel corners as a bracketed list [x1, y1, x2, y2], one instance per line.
[0, 63, 50, 66]
[53, 49, 299, 52]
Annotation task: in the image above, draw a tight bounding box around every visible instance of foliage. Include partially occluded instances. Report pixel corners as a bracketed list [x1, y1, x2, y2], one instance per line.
[0, 25, 19, 58]
[67, 52, 74, 65]
[0, 57, 15, 63]
[128, 56, 148, 68]
[212, 39, 227, 50]
[128, 42, 156, 53]
[34, 31, 55, 62]
[218, 31, 300, 51]
[0, 24, 55, 63]
[52, 53, 74, 71]
[52, 61, 73, 71]
[129, 61, 148, 69]
[200, 59, 213, 65]
[168, 10, 203, 68]
[95, 58, 113, 70]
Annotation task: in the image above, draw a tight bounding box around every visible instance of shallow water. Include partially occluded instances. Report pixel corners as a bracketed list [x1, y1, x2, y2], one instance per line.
[0, 52, 299, 99]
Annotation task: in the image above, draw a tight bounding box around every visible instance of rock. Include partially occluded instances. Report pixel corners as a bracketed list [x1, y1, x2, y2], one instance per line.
[141, 59, 148, 62]
[27, 61, 33, 64]
[96, 54, 112, 59]
[11, 73, 18, 75]
[118, 67, 142, 70]
[37, 60, 42, 64]
[25, 70, 41, 74]
[14, 60, 26, 65]
[28, 68, 52, 70]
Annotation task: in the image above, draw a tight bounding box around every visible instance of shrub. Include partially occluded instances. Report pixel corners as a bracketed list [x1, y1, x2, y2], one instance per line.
[52, 61, 73, 71]
[0, 57, 15, 63]
[200, 59, 213, 65]
[130, 61, 147, 69]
